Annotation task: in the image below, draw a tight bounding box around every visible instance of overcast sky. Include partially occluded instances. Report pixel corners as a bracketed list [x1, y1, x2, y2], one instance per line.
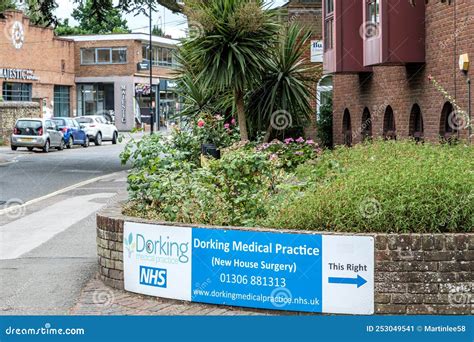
[54, 0, 288, 38]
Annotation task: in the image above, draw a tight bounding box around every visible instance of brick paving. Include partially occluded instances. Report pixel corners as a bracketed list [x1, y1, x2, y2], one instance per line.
[70, 275, 270, 316]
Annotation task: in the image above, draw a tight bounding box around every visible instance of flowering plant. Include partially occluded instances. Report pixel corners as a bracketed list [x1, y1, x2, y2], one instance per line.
[193, 112, 240, 149]
[257, 137, 321, 170]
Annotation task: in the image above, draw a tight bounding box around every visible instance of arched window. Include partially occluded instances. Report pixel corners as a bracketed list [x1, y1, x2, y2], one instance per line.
[343, 109, 352, 146]
[409, 104, 423, 141]
[440, 102, 458, 140]
[361, 107, 372, 141]
[383, 106, 396, 140]
[317, 75, 333, 118]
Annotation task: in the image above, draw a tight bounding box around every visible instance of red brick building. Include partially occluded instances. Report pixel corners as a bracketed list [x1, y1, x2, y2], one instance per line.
[0, 10, 76, 118]
[0, 10, 179, 132]
[323, 0, 473, 145]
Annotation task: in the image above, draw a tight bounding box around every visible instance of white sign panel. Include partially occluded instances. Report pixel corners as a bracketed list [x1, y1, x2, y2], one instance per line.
[123, 222, 192, 301]
[311, 40, 323, 63]
[322, 235, 374, 314]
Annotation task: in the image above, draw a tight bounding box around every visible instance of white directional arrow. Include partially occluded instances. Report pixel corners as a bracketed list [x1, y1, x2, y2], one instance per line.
[0, 193, 115, 260]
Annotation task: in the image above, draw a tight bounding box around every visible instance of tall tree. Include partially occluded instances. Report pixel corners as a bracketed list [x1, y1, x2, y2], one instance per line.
[181, 0, 280, 141]
[25, 0, 59, 27]
[55, 0, 129, 35]
[11, 0, 183, 29]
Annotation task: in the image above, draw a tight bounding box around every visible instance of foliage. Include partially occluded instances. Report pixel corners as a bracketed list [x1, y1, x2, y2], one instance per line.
[175, 71, 235, 123]
[5, 0, 181, 29]
[181, 0, 280, 140]
[257, 137, 321, 171]
[121, 131, 281, 226]
[193, 113, 240, 149]
[247, 23, 321, 139]
[0, 0, 16, 13]
[152, 25, 164, 37]
[55, 0, 129, 35]
[25, 0, 59, 27]
[317, 97, 333, 149]
[264, 140, 474, 233]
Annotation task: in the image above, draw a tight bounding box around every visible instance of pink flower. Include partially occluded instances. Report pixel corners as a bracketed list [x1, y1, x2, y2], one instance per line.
[306, 139, 315, 145]
[197, 120, 205, 128]
[296, 137, 305, 143]
[428, 75, 433, 81]
[224, 123, 230, 129]
[284, 138, 294, 144]
[269, 153, 278, 161]
[231, 118, 236, 125]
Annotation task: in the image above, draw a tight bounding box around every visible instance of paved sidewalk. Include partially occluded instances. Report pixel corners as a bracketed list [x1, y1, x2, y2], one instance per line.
[71, 275, 269, 316]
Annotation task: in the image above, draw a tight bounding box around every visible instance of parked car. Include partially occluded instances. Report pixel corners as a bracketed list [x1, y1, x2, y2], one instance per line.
[52, 117, 89, 148]
[11, 118, 64, 153]
[76, 115, 119, 146]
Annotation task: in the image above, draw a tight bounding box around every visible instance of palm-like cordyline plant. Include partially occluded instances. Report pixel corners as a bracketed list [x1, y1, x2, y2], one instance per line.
[181, 0, 280, 141]
[174, 42, 234, 124]
[248, 23, 321, 142]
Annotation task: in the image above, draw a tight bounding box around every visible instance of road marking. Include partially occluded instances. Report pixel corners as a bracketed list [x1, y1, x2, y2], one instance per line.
[61, 170, 103, 174]
[0, 193, 116, 260]
[0, 171, 126, 216]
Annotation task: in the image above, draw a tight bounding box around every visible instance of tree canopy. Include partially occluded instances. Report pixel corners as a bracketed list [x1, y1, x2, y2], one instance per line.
[55, 0, 129, 35]
[0, 0, 183, 28]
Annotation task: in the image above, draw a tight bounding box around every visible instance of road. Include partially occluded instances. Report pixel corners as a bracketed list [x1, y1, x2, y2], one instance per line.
[0, 139, 130, 208]
[0, 137, 133, 315]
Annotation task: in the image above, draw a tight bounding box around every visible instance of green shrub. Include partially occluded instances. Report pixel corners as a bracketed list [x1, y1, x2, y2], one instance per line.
[123, 144, 281, 227]
[317, 98, 333, 149]
[264, 140, 474, 233]
[257, 138, 321, 171]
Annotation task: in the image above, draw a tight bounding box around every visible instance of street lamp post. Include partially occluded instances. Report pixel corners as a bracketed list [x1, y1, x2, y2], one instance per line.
[149, 1, 154, 135]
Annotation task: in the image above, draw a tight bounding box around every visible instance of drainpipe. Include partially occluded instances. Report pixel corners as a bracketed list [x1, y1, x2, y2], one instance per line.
[468, 78, 472, 144]
[149, 2, 154, 135]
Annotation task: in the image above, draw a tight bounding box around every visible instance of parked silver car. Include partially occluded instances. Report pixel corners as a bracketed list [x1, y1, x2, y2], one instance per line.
[10, 118, 65, 153]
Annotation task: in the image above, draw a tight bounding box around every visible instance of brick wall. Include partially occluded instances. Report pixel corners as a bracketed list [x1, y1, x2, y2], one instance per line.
[332, 1, 474, 145]
[75, 39, 176, 80]
[0, 102, 41, 144]
[96, 204, 473, 315]
[74, 40, 139, 78]
[283, 1, 323, 140]
[0, 11, 76, 117]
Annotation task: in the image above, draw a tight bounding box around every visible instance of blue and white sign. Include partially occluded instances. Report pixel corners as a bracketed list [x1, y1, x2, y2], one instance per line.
[311, 40, 324, 63]
[124, 222, 374, 314]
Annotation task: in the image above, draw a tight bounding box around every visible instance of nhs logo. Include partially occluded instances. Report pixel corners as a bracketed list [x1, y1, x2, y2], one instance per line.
[139, 266, 167, 288]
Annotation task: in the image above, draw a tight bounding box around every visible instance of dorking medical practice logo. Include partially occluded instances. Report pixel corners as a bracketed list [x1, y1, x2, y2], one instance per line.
[124, 232, 190, 265]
